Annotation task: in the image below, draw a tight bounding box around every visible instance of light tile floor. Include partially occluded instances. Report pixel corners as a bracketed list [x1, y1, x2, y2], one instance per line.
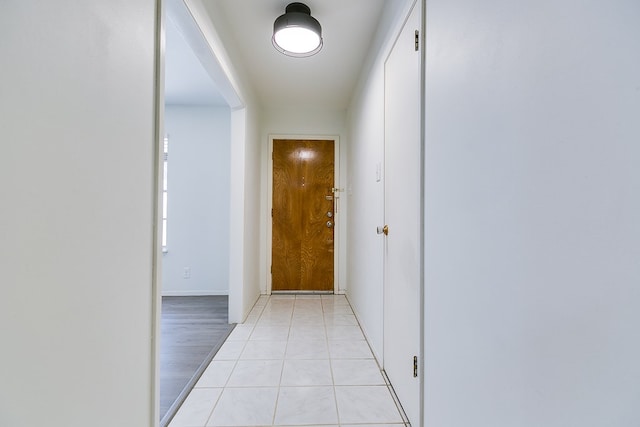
[169, 294, 409, 427]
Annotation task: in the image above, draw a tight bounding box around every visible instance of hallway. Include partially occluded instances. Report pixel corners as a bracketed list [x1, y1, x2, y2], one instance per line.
[168, 295, 409, 427]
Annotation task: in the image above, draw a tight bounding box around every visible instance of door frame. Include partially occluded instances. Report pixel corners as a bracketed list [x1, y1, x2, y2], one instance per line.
[266, 134, 341, 294]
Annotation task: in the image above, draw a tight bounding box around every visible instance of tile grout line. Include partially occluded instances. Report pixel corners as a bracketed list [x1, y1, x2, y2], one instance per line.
[323, 295, 343, 426]
[203, 296, 266, 427]
[271, 294, 296, 426]
[202, 319, 252, 427]
[269, 295, 282, 426]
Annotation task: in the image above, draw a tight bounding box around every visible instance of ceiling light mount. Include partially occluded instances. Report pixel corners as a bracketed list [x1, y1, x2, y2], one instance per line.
[272, 2, 323, 58]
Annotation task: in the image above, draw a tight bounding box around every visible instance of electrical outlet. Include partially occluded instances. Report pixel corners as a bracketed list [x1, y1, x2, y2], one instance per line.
[183, 267, 191, 279]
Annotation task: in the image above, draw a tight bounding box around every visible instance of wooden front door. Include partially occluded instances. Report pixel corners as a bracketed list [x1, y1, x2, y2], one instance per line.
[272, 139, 335, 292]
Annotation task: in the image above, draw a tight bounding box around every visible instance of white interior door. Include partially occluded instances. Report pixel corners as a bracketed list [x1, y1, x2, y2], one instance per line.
[383, 2, 422, 425]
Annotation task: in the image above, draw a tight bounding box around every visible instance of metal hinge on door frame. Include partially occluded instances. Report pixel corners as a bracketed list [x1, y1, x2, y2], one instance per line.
[413, 355, 418, 377]
[415, 30, 419, 51]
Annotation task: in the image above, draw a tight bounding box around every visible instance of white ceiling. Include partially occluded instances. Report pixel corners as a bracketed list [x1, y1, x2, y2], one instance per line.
[165, 14, 227, 106]
[165, 0, 387, 110]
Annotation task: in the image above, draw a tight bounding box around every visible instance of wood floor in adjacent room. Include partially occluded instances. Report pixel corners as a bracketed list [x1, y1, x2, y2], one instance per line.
[160, 296, 233, 424]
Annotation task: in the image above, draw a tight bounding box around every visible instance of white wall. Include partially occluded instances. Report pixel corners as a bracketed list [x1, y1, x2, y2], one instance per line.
[241, 105, 264, 316]
[0, 1, 159, 426]
[227, 105, 264, 322]
[163, 105, 231, 295]
[424, 0, 640, 425]
[260, 108, 348, 295]
[345, 0, 414, 361]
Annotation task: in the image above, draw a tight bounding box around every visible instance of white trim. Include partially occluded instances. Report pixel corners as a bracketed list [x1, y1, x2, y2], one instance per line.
[162, 290, 229, 296]
[151, 1, 165, 425]
[267, 134, 342, 295]
[346, 293, 382, 363]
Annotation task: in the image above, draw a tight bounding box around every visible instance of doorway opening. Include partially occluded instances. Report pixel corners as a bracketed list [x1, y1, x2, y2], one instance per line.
[158, 0, 243, 425]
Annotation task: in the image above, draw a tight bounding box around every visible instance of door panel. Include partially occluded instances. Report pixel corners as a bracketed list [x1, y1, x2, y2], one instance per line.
[272, 139, 335, 291]
[383, 2, 422, 426]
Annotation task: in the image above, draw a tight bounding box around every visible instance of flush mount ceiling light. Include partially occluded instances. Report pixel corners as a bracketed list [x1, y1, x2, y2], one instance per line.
[272, 2, 323, 57]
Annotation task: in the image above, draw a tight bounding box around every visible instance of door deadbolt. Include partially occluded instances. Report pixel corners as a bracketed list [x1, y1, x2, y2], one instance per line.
[326, 221, 334, 228]
[327, 212, 333, 218]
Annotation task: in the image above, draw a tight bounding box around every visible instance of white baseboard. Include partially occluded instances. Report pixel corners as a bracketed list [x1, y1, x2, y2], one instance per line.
[162, 290, 229, 296]
[345, 292, 383, 364]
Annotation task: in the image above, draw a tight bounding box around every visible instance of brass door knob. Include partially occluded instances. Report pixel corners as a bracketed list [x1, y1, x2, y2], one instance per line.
[377, 225, 389, 235]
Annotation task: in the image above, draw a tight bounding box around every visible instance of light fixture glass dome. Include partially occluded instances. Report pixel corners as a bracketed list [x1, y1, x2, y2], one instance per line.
[272, 3, 323, 57]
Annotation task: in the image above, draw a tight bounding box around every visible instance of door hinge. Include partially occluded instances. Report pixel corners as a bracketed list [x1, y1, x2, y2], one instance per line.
[415, 30, 419, 51]
[271, 208, 273, 217]
[413, 356, 418, 377]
